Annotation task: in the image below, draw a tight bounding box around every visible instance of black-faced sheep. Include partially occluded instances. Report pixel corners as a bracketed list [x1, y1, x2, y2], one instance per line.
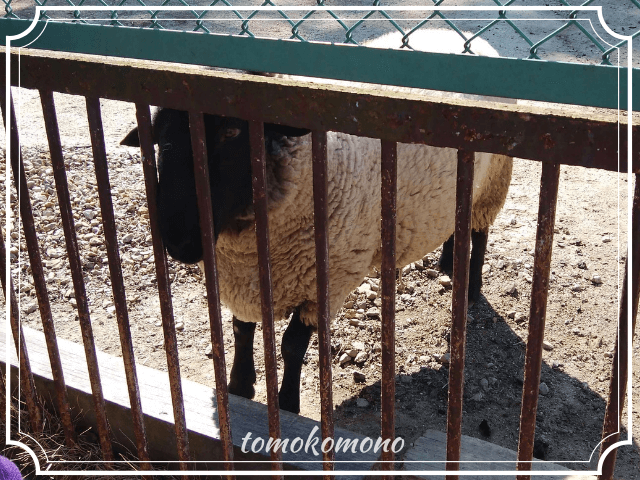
[121, 30, 513, 414]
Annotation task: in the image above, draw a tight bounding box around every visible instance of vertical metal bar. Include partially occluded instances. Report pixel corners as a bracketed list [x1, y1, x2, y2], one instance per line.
[0, 93, 76, 446]
[311, 130, 335, 475]
[0, 227, 43, 435]
[598, 173, 639, 480]
[188, 111, 234, 477]
[380, 140, 397, 476]
[135, 103, 192, 474]
[248, 119, 283, 476]
[85, 96, 150, 468]
[516, 161, 561, 479]
[40, 90, 114, 462]
[445, 149, 475, 478]
[135, 103, 191, 471]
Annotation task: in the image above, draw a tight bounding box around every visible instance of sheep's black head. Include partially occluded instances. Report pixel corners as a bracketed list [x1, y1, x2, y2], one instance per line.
[121, 108, 309, 264]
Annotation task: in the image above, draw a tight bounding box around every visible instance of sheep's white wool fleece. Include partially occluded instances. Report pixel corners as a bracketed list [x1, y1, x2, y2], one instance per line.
[215, 134, 510, 326]
[214, 29, 514, 326]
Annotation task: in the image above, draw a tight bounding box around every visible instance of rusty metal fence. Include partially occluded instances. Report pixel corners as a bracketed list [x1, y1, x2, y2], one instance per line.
[1, 20, 639, 480]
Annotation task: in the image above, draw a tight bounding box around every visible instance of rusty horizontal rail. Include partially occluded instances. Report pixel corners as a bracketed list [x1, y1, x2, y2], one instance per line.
[1, 47, 636, 173]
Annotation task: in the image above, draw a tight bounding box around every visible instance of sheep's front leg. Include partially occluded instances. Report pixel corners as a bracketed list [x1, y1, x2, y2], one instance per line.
[467, 227, 489, 304]
[228, 317, 257, 399]
[438, 227, 488, 305]
[279, 306, 313, 414]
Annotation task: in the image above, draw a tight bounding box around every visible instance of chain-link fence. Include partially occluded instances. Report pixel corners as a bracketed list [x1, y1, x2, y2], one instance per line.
[2, 1, 639, 66]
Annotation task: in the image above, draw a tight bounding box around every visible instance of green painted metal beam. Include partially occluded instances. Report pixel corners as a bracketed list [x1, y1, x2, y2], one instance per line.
[1, 18, 636, 111]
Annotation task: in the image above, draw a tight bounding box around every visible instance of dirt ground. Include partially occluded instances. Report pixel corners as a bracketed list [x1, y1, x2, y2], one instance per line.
[2, 2, 640, 478]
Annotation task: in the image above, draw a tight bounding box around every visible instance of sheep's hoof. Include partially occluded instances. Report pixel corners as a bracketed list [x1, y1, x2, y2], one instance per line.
[228, 381, 255, 400]
[278, 392, 300, 414]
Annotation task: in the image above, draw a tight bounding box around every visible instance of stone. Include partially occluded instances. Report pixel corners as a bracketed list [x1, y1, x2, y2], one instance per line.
[436, 353, 450, 364]
[591, 274, 602, 285]
[480, 378, 489, 391]
[353, 371, 366, 383]
[542, 340, 554, 351]
[426, 269, 439, 278]
[366, 308, 380, 319]
[539, 382, 550, 395]
[439, 276, 452, 287]
[356, 398, 369, 408]
[354, 352, 368, 364]
[339, 353, 351, 365]
[176, 322, 185, 331]
[482, 264, 491, 275]
[349, 319, 363, 327]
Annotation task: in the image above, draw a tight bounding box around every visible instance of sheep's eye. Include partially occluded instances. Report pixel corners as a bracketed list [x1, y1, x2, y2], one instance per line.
[222, 128, 241, 140]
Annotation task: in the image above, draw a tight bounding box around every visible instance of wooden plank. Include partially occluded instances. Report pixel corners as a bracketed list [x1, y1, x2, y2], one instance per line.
[0, 321, 377, 477]
[403, 430, 594, 480]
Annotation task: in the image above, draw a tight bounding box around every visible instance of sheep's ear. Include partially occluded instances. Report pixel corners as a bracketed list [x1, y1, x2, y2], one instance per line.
[120, 127, 140, 147]
[266, 124, 310, 138]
